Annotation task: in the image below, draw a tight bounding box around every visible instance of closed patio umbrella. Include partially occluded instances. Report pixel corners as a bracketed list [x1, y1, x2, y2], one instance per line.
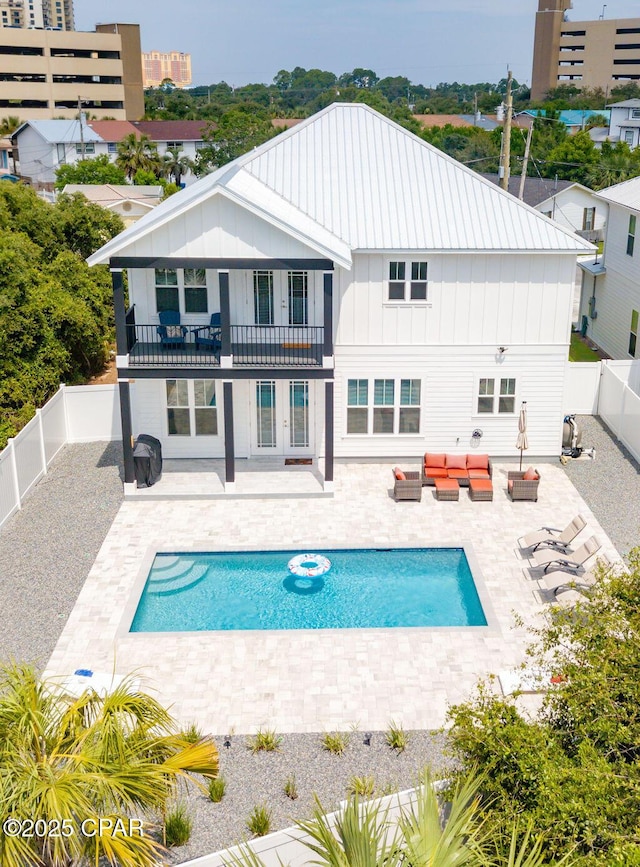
[516, 401, 528, 471]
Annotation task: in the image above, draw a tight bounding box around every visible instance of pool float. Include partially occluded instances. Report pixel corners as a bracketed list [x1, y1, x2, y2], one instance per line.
[283, 553, 331, 595]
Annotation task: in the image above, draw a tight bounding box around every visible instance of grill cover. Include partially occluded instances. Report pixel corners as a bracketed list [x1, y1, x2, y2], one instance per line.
[133, 434, 163, 488]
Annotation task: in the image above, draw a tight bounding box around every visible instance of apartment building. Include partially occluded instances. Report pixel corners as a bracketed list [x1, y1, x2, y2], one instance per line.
[531, 0, 640, 101]
[142, 50, 192, 88]
[0, 0, 74, 30]
[0, 23, 144, 120]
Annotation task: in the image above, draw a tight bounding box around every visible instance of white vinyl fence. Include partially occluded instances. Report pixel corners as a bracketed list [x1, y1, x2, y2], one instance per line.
[563, 361, 602, 414]
[0, 384, 120, 531]
[597, 361, 640, 464]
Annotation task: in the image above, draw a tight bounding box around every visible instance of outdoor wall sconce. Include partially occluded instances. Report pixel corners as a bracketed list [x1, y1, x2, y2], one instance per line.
[472, 429, 483, 439]
[498, 346, 508, 354]
[363, 732, 372, 746]
[223, 736, 232, 749]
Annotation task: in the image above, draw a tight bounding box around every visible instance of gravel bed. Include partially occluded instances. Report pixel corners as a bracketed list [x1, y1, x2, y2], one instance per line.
[0, 441, 123, 667]
[560, 415, 640, 557]
[166, 730, 452, 865]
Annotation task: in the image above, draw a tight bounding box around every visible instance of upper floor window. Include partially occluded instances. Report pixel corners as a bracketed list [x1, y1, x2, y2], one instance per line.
[582, 207, 595, 231]
[632, 108, 640, 118]
[288, 271, 308, 325]
[627, 214, 636, 257]
[387, 261, 428, 301]
[630, 309, 639, 358]
[477, 378, 516, 414]
[155, 268, 208, 314]
[253, 270, 273, 325]
[166, 141, 183, 150]
[107, 142, 117, 153]
[75, 142, 95, 154]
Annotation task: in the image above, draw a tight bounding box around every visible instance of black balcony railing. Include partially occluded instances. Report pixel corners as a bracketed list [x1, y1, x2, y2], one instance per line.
[126, 323, 324, 368]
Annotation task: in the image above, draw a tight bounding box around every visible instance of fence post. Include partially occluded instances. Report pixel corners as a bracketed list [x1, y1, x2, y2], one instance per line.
[36, 408, 48, 475]
[7, 438, 21, 512]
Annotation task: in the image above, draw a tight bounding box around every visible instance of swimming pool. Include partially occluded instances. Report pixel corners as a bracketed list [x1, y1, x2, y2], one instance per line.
[129, 547, 487, 632]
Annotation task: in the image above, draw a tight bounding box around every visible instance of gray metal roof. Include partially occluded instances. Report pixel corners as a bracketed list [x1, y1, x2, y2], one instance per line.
[14, 119, 102, 144]
[595, 176, 640, 212]
[478, 173, 575, 208]
[89, 104, 593, 267]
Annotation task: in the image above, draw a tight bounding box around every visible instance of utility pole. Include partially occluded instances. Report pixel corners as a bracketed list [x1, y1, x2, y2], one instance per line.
[499, 70, 513, 191]
[77, 95, 85, 158]
[518, 122, 534, 201]
[473, 91, 478, 126]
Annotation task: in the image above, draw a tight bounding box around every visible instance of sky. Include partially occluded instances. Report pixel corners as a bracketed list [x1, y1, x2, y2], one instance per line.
[73, 1, 640, 89]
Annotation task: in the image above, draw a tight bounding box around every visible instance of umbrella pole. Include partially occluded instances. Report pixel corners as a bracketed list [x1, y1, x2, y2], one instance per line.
[519, 449, 523, 472]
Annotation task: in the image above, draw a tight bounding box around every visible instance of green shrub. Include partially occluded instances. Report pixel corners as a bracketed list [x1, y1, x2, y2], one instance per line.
[284, 775, 298, 800]
[208, 776, 226, 802]
[181, 722, 203, 743]
[346, 775, 376, 797]
[246, 804, 272, 837]
[247, 727, 282, 753]
[321, 731, 349, 755]
[164, 803, 192, 847]
[385, 720, 409, 753]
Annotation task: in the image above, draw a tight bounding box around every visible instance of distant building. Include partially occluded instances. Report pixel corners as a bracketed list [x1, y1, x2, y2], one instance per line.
[62, 184, 163, 225]
[0, 23, 144, 121]
[142, 50, 192, 88]
[531, 0, 640, 101]
[0, 0, 74, 30]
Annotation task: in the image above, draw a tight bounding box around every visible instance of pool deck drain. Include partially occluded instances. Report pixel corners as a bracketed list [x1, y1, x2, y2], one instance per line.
[45, 461, 620, 734]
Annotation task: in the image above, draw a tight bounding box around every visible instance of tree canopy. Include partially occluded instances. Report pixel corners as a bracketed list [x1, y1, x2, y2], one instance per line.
[0, 183, 123, 448]
[54, 154, 127, 190]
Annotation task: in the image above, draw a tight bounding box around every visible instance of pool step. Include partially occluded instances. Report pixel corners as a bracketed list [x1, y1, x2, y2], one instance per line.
[147, 562, 209, 595]
[149, 557, 197, 583]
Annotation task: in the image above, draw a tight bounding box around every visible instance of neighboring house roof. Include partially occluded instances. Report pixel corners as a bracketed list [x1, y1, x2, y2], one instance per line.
[88, 103, 594, 268]
[518, 109, 610, 128]
[606, 98, 640, 108]
[414, 114, 501, 131]
[478, 173, 574, 208]
[535, 182, 598, 211]
[132, 121, 209, 141]
[616, 119, 640, 129]
[594, 176, 640, 212]
[86, 120, 140, 141]
[63, 184, 163, 205]
[271, 118, 303, 129]
[13, 119, 103, 144]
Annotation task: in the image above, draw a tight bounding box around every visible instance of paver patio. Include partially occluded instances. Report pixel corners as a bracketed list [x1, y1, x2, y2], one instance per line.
[45, 459, 620, 734]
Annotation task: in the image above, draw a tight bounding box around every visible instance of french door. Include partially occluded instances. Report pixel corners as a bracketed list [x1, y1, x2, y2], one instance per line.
[252, 380, 313, 455]
[253, 271, 314, 326]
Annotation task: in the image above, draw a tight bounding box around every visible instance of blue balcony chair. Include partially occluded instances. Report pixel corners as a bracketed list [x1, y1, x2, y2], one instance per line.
[192, 312, 222, 354]
[157, 310, 187, 349]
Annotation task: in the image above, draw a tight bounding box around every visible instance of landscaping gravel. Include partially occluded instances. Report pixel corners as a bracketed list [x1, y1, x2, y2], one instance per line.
[0, 441, 123, 667]
[166, 730, 453, 865]
[560, 415, 640, 557]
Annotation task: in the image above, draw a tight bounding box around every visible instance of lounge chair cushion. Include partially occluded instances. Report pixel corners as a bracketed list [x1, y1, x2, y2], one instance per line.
[425, 468, 448, 479]
[523, 466, 539, 480]
[166, 325, 183, 338]
[447, 468, 469, 480]
[468, 468, 491, 479]
[507, 480, 514, 493]
[424, 452, 446, 468]
[394, 467, 406, 481]
[467, 453, 489, 470]
[445, 453, 467, 470]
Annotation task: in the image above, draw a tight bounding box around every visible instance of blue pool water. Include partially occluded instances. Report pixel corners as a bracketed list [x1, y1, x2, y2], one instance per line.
[130, 548, 487, 632]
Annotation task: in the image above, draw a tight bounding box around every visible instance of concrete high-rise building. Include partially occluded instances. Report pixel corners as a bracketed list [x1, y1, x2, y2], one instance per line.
[142, 50, 192, 88]
[531, 0, 640, 101]
[0, 23, 144, 120]
[0, 0, 74, 29]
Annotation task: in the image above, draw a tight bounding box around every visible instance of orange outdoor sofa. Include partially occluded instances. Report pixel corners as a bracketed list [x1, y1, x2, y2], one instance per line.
[422, 452, 492, 487]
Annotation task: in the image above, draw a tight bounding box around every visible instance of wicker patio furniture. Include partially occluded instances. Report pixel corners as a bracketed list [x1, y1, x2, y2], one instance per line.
[434, 478, 459, 501]
[507, 469, 541, 501]
[469, 478, 493, 501]
[392, 468, 422, 501]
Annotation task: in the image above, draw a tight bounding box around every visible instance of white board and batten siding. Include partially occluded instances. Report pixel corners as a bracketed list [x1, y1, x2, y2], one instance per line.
[338, 253, 576, 347]
[580, 203, 640, 359]
[535, 186, 605, 235]
[334, 346, 568, 459]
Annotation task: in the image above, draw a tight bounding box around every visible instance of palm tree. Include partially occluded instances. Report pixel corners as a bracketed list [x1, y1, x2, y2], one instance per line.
[115, 133, 162, 181]
[162, 146, 194, 186]
[0, 115, 21, 174]
[0, 662, 219, 867]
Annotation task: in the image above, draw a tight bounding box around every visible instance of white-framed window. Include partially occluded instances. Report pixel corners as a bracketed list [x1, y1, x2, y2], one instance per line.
[624, 129, 635, 146]
[107, 141, 117, 153]
[254, 270, 273, 325]
[629, 309, 638, 358]
[582, 207, 595, 231]
[56, 143, 66, 164]
[155, 268, 209, 314]
[288, 271, 308, 325]
[627, 214, 636, 257]
[166, 141, 183, 150]
[477, 377, 516, 415]
[631, 108, 640, 119]
[166, 379, 218, 436]
[346, 378, 421, 435]
[387, 261, 428, 301]
[75, 142, 95, 154]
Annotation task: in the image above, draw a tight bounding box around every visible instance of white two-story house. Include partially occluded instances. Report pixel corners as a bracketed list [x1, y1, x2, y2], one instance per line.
[578, 176, 640, 360]
[607, 98, 640, 149]
[88, 103, 592, 492]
